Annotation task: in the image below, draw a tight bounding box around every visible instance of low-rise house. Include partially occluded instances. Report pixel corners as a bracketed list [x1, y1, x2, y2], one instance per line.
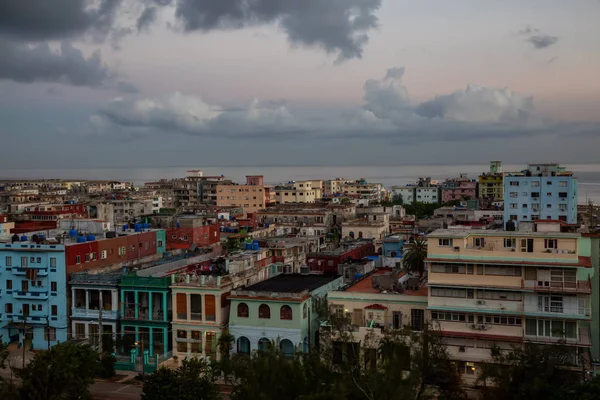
[381, 234, 405, 268]
[306, 239, 374, 274]
[228, 274, 344, 355]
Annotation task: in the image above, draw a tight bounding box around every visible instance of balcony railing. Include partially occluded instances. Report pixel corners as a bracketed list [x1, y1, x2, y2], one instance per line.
[122, 307, 171, 321]
[524, 327, 591, 347]
[13, 291, 48, 300]
[522, 280, 591, 294]
[71, 307, 119, 320]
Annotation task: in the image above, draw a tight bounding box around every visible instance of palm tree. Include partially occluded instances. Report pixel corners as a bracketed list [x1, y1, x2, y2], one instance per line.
[403, 238, 427, 277]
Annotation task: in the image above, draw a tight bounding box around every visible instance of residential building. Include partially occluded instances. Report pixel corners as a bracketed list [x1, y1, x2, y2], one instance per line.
[120, 275, 172, 369]
[433, 205, 503, 225]
[216, 175, 266, 213]
[325, 268, 428, 361]
[323, 178, 355, 197]
[341, 180, 383, 203]
[341, 213, 389, 243]
[257, 206, 334, 237]
[170, 269, 232, 362]
[0, 242, 68, 350]
[337, 258, 376, 284]
[70, 272, 121, 348]
[165, 218, 220, 251]
[441, 175, 478, 203]
[478, 160, 505, 204]
[391, 177, 440, 205]
[427, 224, 594, 386]
[504, 163, 577, 228]
[381, 234, 405, 268]
[306, 239, 375, 274]
[272, 181, 321, 204]
[174, 170, 232, 209]
[228, 274, 344, 354]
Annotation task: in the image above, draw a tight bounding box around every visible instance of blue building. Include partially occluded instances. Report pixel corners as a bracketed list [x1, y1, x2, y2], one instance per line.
[504, 163, 577, 228]
[381, 234, 404, 268]
[0, 241, 68, 349]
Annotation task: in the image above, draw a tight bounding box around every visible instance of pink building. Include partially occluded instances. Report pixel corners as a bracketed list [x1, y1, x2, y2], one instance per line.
[441, 175, 477, 203]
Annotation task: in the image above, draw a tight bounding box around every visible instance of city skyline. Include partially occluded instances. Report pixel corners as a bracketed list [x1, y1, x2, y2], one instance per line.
[1, 0, 599, 168]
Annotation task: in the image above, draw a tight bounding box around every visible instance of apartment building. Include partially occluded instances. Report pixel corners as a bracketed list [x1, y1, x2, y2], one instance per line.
[174, 170, 232, 209]
[391, 177, 440, 205]
[426, 223, 594, 386]
[441, 175, 478, 203]
[216, 175, 266, 213]
[272, 181, 321, 204]
[478, 160, 504, 204]
[341, 213, 389, 243]
[323, 178, 355, 197]
[341, 180, 383, 203]
[257, 207, 334, 237]
[504, 163, 577, 228]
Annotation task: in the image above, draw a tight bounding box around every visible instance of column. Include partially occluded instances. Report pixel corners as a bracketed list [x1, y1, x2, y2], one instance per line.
[148, 291, 153, 321]
[112, 290, 118, 312]
[186, 293, 191, 321]
[85, 290, 90, 313]
[134, 291, 139, 319]
[162, 292, 167, 322]
[149, 327, 154, 357]
[120, 289, 124, 316]
[163, 327, 168, 357]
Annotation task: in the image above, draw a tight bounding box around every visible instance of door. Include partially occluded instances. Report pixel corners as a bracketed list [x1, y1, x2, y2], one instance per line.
[352, 309, 363, 326]
[393, 312, 402, 329]
[21, 280, 28, 292]
[23, 303, 30, 316]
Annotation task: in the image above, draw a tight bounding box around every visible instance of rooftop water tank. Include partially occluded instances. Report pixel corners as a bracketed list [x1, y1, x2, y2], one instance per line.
[142, 223, 149, 230]
[134, 224, 142, 232]
[20, 235, 28, 242]
[86, 235, 96, 241]
[69, 229, 78, 237]
[252, 242, 259, 251]
[122, 224, 128, 232]
[76, 235, 86, 243]
[176, 222, 180, 228]
[38, 234, 45, 239]
[245, 243, 252, 250]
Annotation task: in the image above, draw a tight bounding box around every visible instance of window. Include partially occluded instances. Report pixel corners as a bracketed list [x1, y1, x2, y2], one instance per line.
[504, 238, 516, 248]
[509, 181, 519, 186]
[177, 330, 187, 339]
[50, 257, 56, 267]
[485, 266, 521, 276]
[258, 304, 271, 319]
[51, 305, 57, 316]
[5, 256, 11, 266]
[510, 192, 518, 198]
[559, 181, 568, 187]
[101, 250, 107, 260]
[411, 309, 425, 331]
[51, 281, 57, 291]
[303, 303, 308, 319]
[91, 252, 97, 261]
[544, 239, 558, 249]
[6, 280, 12, 290]
[237, 303, 249, 318]
[522, 204, 528, 208]
[477, 290, 521, 301]
[431, 264, 466, 274]
[431, 287, 468, 298]
[30, 257, 35, 263]
[5, 303, 12, 313]
[559, 204, 567, 212]
[85, 253, 90, 262]
[509, 203, 517, 209]
[531, 181, 540, 187]
[520, 238, 534, 253]
[44, 327, 56, 341]
[280, 305, 293, 320]
[531, 192, 540, 198]
[75, 255, 81, 264]
[21, 257, 28, 267]
[438, 238, 453, 247]
[473, 237, 485, 248]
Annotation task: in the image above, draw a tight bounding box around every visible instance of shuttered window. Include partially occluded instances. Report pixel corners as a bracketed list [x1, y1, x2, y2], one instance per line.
[205, 295, 216, 321]
[176, 293, 187, 320]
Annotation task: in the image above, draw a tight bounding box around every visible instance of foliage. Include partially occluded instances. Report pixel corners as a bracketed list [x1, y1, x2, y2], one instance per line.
[403, 238, 427, 277]
[142, 358, 220, 400]
[97, 354, 116, 379]
[572, 375, 600, 400]
[214, 329, 235, 384]
[403, 201, 462, 219]
[477, 343, 583, 400]
[17, 343, 100, 400]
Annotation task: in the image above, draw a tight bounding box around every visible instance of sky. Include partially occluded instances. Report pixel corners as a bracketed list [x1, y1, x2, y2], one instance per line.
[0, 0, 599, 169]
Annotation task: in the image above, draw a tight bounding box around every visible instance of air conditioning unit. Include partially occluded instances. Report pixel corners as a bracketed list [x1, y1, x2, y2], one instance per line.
[459, 346, 466, 353]
[476, 300, 486, 305]
[470, 324, 478, 330]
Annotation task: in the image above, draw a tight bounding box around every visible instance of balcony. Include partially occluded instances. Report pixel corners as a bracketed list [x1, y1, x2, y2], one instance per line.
[522, 280, 591, 294]
[122, 307, 172, 322]
[11, 267, 48, 276]
[524, 327, 591, 347]
[12, 290, 49, 300]
[71, 307, 119, 320]
[447, 345, 492, 363]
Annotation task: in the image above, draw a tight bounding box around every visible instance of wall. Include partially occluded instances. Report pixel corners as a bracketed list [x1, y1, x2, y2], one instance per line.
[166, 225, 220, 250]
[216, 185, 266, 213]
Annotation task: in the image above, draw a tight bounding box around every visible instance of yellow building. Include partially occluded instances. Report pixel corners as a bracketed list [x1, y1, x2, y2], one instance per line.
[426, 223, 593, 386]
[273, 181, 321, 204]
[216, 184, 266, 213]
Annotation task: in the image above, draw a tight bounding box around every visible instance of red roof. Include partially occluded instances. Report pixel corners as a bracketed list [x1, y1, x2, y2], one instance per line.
[364, 304, 387, 310]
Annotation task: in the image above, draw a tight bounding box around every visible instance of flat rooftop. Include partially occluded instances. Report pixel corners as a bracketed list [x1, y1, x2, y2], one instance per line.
[307, 240, 373, 257]
[243, 273, 339, 293]
[345, 269, 428, 296]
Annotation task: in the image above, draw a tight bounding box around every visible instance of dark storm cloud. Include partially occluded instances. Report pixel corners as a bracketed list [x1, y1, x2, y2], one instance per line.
[527, 34, 559, 49]
[0, 39, 135, 92]
[173, 0, 382, 61]
[137, 7, 157, 31]
[0, 0, 119, 41]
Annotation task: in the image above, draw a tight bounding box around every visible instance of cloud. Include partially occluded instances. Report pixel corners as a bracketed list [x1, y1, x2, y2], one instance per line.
[90, 67, 556, 144]
[527, 34, 559, 49]
[137, 7, 157, 32]
[0, 0, 119, 41]
[172, 0, 382, 61]
[414, 84, 533, 123]
[0, 39, 135, 91]
[517, 25, 559, 49]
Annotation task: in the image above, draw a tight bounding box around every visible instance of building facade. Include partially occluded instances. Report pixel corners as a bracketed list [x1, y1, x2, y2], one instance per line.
[478, 160, 505, 204]
[427, 225, 594, 386]
[441, 175, 478, 203]
[0, 242, 68, 349]
[503, 163, 577, 228]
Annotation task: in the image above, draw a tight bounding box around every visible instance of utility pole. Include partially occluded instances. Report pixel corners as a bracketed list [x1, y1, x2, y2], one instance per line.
[98, 300, 103, 353]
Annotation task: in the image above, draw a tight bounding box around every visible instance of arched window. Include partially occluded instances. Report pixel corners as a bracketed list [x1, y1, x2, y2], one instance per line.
[237, 336, 250, 354]
[349, 231, 355, 239]
[280, 305, 292, 320]
[258, 304, 271, 319]
[237, 303, 249, 318]
[280, 339, 294, 356]
[258, 337, 271, 352]
[303, 303, 308, 319]
[358, 231, 364, 238]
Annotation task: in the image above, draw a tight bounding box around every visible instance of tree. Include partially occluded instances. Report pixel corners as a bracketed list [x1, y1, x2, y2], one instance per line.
[403, 238, 427, 277]
[215, 329, 235, 385]
[142, 358, 220, 400]
[17, 343, 100, 400]
[477, 343, 583, 400]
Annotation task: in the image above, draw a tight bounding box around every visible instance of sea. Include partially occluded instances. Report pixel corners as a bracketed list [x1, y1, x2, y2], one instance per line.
[2, 163, 600, 204]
